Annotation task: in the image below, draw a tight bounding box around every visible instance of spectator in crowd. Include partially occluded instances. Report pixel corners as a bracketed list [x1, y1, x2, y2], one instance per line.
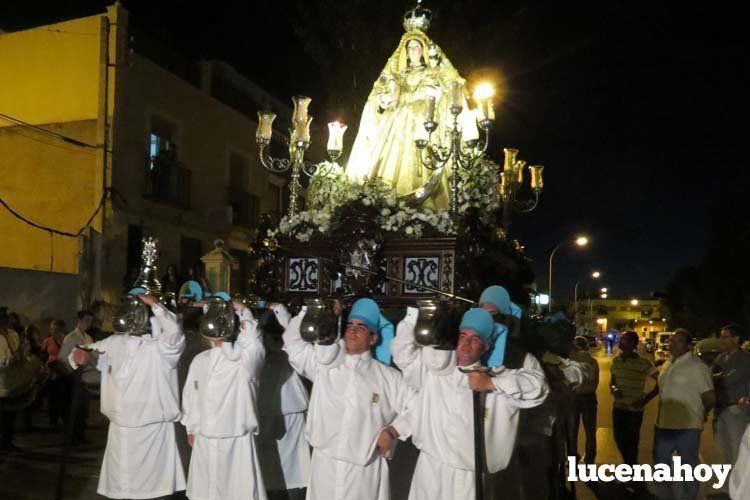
[41, 319, 68, 429]
[567, 336, 600, 465]
[21, 324, 43, 431]
[712, 324, 750, 472]
[161, 264, 181, 296]
[59, 310, 97, 445]
[610, 330, 658, 465]
[644, 329, 715, 500]
[2, 311, 21, 355]
[1, 307, 21, 450]
[23, 324, 43, 359]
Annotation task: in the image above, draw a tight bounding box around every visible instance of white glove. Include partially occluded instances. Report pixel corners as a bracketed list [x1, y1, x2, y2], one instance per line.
[397, 307, 419, 339]
[283, 306, 307, 342]
[271, 304, 292, 329]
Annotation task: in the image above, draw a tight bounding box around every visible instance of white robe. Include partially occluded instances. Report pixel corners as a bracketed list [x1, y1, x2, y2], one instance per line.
[257, 347, 311, 491]
[182, 307, 268, 500]
[87, 304, 186, 499]
[278, 306, 416, 500]
[391, 309, 549, 500]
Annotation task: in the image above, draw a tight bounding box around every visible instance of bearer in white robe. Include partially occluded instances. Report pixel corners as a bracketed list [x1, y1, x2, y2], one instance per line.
[392, 307, 549, 500]
[70, 294, 186, 499]
[275, 298, 416, 500]
[256, 309, 311, 499]
[181, 298, 268, 500]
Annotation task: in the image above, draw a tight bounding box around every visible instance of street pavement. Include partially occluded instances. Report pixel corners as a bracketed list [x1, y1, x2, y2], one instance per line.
[0, 343, 733, 500]
[574, 346, 727, 500]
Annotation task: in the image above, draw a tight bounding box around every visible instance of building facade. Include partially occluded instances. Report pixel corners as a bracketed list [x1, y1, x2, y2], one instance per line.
[0, 4, 292, 325]
[575, 297, 667, 339]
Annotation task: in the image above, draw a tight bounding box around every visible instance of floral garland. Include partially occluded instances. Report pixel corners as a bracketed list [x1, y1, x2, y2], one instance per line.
[271, 160, 500, 242]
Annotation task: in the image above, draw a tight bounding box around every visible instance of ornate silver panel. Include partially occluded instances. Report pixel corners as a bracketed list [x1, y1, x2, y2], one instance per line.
[403, 256, 440, 294]
[288, 258, 319, 293]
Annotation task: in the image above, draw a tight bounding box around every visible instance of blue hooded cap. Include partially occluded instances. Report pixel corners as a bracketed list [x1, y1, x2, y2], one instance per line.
[179, 280, 204, 301]
[479, 286, 512, 316]
[459, 308, 496, 345]
[207, 291, 232, 302]
[128, 287, 147, 296]
[348, 298, 394, 365]
[349, 298, 380, 332]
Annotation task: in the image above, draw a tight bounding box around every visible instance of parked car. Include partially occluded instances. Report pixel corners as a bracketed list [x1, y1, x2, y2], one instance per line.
[654, 344, 670, 362]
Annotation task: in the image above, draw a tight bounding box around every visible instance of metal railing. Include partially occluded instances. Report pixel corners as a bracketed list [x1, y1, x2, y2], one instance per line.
[144, 156, 191, 208]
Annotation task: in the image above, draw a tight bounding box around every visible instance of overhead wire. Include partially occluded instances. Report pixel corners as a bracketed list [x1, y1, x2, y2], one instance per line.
[0, 188, 111, 238]
[0, 112, 99, 149]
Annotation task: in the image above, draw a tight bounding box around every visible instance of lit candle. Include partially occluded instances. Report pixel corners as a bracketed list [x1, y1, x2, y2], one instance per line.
[425, 95, 436, 123]
[327, 121, 347, 152]
[292, 96, 311, 125]
[499, 172, 506, 197]
[530, 165, 544, 190]
[415, 120, 429, 143]
[461, 109, 479, 142]
[516, 160, 526, 184]
[473, 82, 494, 118]
[503, 148, 518, 173]
[256, 111, 276, 143]
[449, 81, 463, 109]
[488, 102, 495, 121]
[292, 116, 312, 144]
[475, 100, 488, 121]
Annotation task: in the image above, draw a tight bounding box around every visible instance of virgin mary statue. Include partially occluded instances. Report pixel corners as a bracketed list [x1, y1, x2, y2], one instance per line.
[345, 22, 470, 212]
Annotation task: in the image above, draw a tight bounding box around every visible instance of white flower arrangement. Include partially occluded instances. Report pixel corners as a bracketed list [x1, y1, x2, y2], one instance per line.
[272, 160, 500, 242]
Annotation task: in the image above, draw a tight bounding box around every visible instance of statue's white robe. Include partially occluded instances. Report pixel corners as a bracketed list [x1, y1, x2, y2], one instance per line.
[391, 311, 549, 500]
[280, 307, 416, 500]
[87, 304, 186, 499]
[182, 308, 267, 500]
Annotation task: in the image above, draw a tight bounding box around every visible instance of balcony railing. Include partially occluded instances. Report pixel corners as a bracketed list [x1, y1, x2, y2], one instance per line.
[228, 188, 259, 226]
[144, 156, 191, 208]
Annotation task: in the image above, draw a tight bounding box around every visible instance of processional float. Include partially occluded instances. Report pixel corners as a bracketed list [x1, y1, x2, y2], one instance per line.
[249, 3, 548, 498]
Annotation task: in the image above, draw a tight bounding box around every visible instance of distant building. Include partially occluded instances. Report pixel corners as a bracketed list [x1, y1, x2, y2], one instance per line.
[575, 298, 667, 339]
[0, 4, 297, 323]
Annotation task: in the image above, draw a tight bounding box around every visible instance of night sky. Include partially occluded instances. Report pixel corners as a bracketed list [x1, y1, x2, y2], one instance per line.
[2, 1, 745, 303]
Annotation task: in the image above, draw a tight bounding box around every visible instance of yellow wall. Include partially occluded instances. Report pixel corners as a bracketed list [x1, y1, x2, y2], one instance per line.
[0, 14, 109, 275]
[0, 16, 101, 126]
[0, 121, 99, 273]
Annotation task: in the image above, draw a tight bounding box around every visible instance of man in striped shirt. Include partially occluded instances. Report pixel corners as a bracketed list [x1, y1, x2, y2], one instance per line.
[610, 330, 658, 464]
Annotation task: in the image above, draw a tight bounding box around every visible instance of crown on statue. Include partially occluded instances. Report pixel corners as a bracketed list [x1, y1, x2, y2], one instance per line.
[403, 0, 432, 32]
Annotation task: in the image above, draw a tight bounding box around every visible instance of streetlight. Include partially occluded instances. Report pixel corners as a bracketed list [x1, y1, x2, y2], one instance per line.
[573, 270, 602, 323]
[600, 287, 608, 293]
[601, 293, 608, 299]
[547, 234, 589, 312]
[630, 299, 639, 306]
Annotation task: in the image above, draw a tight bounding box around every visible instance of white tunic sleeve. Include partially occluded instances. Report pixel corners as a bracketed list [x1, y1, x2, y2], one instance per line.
[152, 304, 185, 367]
[235, 307, 266, 380]
[392, 308, 423, 389]
[491, 353, 549, 408]
[386, 372, 417, 439]
[181, 358, 201, 435]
